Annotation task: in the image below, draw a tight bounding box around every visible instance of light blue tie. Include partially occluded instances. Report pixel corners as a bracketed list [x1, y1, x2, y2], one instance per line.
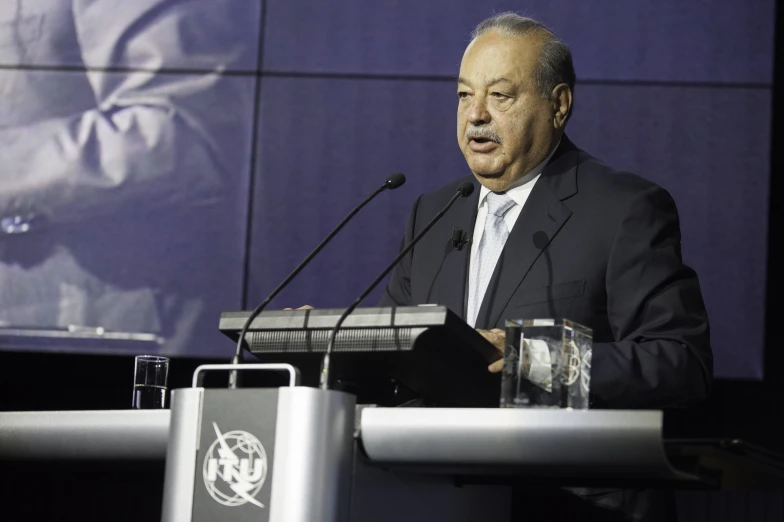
[467, 192, 516, 328]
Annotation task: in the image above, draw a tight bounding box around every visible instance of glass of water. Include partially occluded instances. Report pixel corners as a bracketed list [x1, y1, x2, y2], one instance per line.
[132, 355, 169, 409]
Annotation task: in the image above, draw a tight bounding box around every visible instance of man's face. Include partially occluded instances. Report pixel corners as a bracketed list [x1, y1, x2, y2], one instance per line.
[457, 31, 557, 192]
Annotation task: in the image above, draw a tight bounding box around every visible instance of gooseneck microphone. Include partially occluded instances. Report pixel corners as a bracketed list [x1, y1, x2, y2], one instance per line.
[319, 180, 475, 390]
[229, 173, 406, 388]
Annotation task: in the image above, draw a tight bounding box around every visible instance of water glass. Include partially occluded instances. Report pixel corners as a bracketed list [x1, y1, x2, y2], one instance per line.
[132, 355, 169, 409]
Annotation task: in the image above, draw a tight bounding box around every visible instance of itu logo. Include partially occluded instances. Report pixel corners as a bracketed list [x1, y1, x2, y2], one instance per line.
[202, 423, 268, 508]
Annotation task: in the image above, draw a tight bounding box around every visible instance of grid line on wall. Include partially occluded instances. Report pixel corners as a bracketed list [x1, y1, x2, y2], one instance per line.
[0, 63, 772, 90]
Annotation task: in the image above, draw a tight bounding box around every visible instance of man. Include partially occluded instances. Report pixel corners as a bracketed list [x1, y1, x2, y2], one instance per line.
[0, 0, 256, 355]
[379, 13, 712, 521]
[381, 13, 711, 410]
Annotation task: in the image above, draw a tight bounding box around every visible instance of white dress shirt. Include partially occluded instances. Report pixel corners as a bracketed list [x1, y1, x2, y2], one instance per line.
[468, 142, 560, 391]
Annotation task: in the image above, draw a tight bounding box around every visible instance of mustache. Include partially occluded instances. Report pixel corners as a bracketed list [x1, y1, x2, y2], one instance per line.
[465, 126, 502, 143]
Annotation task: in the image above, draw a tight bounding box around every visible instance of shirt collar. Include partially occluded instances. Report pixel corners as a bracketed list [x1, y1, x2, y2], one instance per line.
[477, 139, 561, 209]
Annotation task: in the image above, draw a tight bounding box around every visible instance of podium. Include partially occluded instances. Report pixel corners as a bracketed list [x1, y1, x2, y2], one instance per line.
[2, 309, 783, 520]
[161, 364, 355, 522]
[3, 391, 783, 522]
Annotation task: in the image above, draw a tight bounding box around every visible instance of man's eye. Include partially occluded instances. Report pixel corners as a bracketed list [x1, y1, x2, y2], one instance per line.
[491, 92, 508, 99]
[458, 92, 470, 99]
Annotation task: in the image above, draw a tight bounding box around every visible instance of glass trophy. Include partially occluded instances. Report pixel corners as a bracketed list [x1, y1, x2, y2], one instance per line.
[501, 319, 592, 409]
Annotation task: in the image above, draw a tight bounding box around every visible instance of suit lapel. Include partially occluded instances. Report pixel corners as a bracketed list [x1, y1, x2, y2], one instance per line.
[474, 138, 580, 329]
[430, 180, 479, 319]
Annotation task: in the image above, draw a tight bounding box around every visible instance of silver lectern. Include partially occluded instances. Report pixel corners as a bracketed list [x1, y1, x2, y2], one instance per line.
[160, 364, 355, 522]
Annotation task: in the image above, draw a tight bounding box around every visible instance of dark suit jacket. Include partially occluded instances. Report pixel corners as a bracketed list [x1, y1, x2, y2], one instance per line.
[380, 136, 712, 409]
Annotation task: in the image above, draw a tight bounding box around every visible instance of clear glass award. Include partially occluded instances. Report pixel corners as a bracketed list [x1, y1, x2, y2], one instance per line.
[501, 319, 592, 409]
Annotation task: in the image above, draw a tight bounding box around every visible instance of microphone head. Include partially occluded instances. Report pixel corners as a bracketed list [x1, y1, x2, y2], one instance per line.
[385, 173, 406, 189]
[457, 181, 475, 197]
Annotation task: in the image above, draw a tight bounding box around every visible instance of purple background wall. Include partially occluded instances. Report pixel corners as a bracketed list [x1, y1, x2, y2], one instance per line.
[0, 0, 775, 379]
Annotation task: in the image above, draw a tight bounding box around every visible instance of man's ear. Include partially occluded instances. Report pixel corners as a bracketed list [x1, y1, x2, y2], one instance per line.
[551, 84, 573, 129]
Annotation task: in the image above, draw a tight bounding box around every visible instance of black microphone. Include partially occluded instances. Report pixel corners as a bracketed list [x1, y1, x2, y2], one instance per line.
[319, 180, 475, 390]
[451, 228, 463, 247]
[451, 227, 470, 249]
[229, 172, 406, 388]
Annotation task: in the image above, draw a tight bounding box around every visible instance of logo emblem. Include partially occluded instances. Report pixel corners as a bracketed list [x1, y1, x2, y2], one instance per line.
[203, 423, 268, 508]
[581, 349, 592, 394]
[561, 340, 582, 386]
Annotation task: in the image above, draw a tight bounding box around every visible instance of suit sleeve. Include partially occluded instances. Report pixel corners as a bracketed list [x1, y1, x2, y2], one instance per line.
[378, 196, 422, 307]
[592, 186, 713, 408]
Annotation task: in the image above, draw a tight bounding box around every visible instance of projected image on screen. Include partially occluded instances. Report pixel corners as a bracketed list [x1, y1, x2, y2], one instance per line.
[0, 0, 259, 356]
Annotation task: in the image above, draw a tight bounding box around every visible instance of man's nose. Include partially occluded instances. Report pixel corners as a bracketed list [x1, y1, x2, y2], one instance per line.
[466, 96, 491, 125]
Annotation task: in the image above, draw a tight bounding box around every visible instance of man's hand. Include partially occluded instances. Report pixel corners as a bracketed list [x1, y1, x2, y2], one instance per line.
[283, 305, 314, 311]
[477, 328, 506, 373]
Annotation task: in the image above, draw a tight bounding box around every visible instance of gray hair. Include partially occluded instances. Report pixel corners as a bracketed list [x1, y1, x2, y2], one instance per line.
[471, 13, 575, 108]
